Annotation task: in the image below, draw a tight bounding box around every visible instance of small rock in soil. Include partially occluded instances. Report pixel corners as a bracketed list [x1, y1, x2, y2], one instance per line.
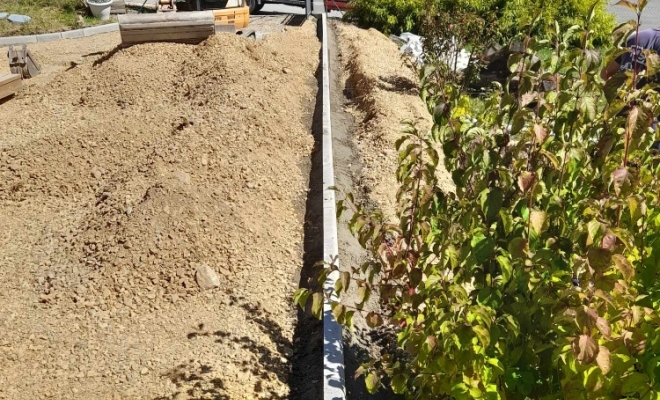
[7, 14, 30, 24]
[195, 264, 219, 290]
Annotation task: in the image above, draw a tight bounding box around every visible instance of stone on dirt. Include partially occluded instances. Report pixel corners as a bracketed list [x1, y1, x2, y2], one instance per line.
[7, 14, 31, 24]
[195, 264, 220, 290]
[0, 13, 8, 20]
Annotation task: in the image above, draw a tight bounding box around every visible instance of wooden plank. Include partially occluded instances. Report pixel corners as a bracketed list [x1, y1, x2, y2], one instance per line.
[120, 20, 214, 29]
[0, 74, 22, 101]
[119, 11, 215, 45]
[118, 11, 214, 25]
[120, 28, 215, 44]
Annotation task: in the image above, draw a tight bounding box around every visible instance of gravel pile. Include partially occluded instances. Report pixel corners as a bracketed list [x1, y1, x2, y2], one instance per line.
[0, 21, 319, 400]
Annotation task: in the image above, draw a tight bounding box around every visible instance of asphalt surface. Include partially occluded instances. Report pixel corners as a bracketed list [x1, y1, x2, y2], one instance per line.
[608, 0, 660, 27]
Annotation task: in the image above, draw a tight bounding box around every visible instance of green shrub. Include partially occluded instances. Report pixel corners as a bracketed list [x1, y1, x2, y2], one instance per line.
[343, 0, 424, 35]
[299, 3, 660, 399]
[345, 0, 616, 46]
[498, 0, 616, 46]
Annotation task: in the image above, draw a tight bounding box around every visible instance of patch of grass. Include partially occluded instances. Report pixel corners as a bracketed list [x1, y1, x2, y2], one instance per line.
[0, 0, 111, 36]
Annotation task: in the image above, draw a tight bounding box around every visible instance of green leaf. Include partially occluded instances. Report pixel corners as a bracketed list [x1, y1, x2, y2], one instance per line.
[496, 255, 512, 283]
[451, 383, 470, 400]
[530, 209, 548, 235]
[473, 325, 491, 348]
[508, 237, 528, 259]
[487, 358, 505, 376]
[500, 210, 514, 235]
[358, 285, 371, 305]
[613, 254, 634, 280]
[365, 372, 381, 394]
[472, 234, 495, 264]
[610, 227, 634, 249]
[340, 271, 350, 293]
[311, 292, 323, 319]
[293, 288, 311, 310]
[391, 374, 407, 394]
[579, 96, 596, 122]
[587, 219, 603, 247]
[622, 372, 649, 395]
[628, 196, 645, 222]
[331, 302, 345, 324]
[482, 188, 504, 222]
[540, 149, 559, 169]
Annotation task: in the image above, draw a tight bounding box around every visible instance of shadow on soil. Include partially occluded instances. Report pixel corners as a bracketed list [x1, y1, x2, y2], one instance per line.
[289, 37, 325, 400]
[377, 74, 419, 95]
[153, 359, 229, 400]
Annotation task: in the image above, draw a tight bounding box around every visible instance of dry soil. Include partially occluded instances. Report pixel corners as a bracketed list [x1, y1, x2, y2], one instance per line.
[334, 22, 453, 219]
[0, 21, 319, 400]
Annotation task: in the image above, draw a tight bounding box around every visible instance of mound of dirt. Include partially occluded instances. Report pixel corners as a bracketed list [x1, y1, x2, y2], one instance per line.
[333, 22, 453, 218]
[0, 22, 319, 400]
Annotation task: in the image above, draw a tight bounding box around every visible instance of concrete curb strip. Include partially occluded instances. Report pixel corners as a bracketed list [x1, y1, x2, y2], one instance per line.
[320, 11, 346, 400]
[0, 23, 118, 46]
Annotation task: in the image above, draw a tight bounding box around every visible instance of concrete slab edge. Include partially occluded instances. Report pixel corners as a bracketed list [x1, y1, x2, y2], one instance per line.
[320, 11, 346, 400]
[0, 23, 118, 46]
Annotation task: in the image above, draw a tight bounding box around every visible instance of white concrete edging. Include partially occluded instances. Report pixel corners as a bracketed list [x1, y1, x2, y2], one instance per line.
[0, 23, 118, 46]
[321, 11, 346, 400]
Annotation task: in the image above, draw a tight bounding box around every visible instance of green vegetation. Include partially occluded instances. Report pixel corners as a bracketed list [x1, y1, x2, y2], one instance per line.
[0, 0, 105, 36]
[299, 0, 660, 398]
[344, 0, 615, 45]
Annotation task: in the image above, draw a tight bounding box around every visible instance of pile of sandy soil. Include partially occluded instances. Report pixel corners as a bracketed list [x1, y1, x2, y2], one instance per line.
[0, 22, 319, 400]
[333, 22, 453, 218]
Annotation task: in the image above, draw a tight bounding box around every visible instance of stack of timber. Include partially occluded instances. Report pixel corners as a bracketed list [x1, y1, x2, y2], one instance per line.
[0, 74, 22, 101]
[118, 11, 215, 45]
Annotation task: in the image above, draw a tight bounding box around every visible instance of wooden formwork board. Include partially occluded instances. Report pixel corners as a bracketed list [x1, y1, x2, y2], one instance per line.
[118, 11, 215, 45]
[0, 74, 22, 101]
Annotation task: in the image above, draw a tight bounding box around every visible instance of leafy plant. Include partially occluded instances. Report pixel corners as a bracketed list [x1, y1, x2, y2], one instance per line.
[297, 1, 660, 398]
[342, 0, 424, 35]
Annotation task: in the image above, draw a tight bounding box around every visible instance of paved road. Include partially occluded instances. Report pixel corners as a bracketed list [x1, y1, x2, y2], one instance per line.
[608, 0, 660, 27]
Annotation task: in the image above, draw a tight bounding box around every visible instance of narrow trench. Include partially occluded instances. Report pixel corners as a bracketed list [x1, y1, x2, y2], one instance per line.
[290, 16, 402, 400]
[326, 19, 402, 400]
[289, 21, 325, 400]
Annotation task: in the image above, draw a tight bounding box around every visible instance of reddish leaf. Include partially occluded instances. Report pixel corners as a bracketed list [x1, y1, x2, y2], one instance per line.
[615, 0, 637, 13]
[600, 232, 617, 251]
[366, 311, 383, 328]
[530, 209, 548, 235]
[596, 346, 612, 375]
[518, 172, 536, 193]
[612, 254, 634, 280]
[596, 317, 611, 339]
[534, 123, 548, 143]
[612, 167, 632, 195]
[587, 248, 612, 271]
[572, 334, 599, 364]
[594, 289, 616, 307]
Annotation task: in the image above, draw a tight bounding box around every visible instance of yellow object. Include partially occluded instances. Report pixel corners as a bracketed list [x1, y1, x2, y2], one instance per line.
[213, 6, 249, 29]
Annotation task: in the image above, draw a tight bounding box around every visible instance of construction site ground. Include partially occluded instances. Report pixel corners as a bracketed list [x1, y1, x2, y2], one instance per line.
[0, 17, 319, 400]
[0, 12, 446, 400]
